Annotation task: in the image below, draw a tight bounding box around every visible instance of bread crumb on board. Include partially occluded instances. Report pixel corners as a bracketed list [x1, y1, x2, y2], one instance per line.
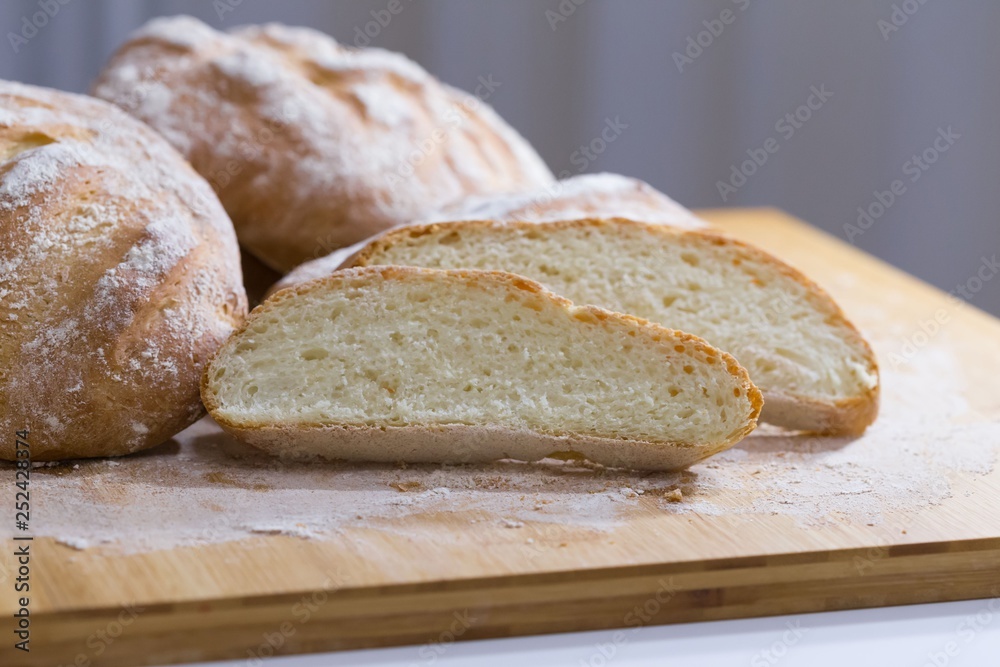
[19, 345, 1000, 555]
[390, 481, 424, 492]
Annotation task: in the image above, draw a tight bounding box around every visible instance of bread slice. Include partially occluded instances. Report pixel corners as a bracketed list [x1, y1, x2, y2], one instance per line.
[339, 219, 879, 435]
[203, 266, 762, 470]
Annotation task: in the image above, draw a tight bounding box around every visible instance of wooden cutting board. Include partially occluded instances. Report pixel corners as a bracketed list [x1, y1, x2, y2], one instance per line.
[3, 208, 1000, 667]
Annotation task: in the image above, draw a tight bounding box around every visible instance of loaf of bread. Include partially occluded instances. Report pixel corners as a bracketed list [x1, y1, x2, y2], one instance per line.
[92, 16, 554, 272]
[0, 80, 247, 461]
[423, 172, 708, 228]
[325, 219, 879, 434]
[203, 267, 762, 471]
[270, 172, 708, 294]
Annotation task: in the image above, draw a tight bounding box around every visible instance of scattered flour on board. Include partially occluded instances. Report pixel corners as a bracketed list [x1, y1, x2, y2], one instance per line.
[1, 331, 995, 555]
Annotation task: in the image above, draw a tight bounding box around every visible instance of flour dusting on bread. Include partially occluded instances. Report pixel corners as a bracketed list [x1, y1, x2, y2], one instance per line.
[93, 16, 555, 271]
[0, 80, 247, 460]
[423, 173, 708, 228]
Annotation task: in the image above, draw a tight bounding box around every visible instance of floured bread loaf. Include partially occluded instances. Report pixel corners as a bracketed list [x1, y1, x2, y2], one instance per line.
[203, 267, 762, 471]
[423, 172, 708, 228]
[0, 80, 247, 461]
[270, 172, 708, 294]
[92, 16, 554, 272]
[334, 219, 879, 434]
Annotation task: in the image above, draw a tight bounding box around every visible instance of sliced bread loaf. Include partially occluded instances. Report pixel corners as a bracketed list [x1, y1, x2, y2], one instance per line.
[336, 219, 879, 434]
[203, 266, 762, 470]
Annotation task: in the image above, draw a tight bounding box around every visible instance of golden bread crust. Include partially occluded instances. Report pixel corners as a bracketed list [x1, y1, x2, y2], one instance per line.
[0, 80, 247, 460]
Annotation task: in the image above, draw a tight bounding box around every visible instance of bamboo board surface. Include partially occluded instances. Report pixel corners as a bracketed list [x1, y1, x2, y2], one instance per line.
[2, 208, 999, 666]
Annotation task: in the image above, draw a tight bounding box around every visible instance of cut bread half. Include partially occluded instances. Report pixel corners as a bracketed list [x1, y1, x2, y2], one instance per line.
[334, 219, 879, 435]
[203, 266, 762, 470]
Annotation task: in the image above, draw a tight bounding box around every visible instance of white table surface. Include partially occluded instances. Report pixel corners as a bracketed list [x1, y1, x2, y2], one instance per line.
[178, 598, 1000, 667]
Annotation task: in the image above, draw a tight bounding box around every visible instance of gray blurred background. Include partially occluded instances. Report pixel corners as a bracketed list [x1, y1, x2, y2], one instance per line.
[2, 0, 998, 316]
